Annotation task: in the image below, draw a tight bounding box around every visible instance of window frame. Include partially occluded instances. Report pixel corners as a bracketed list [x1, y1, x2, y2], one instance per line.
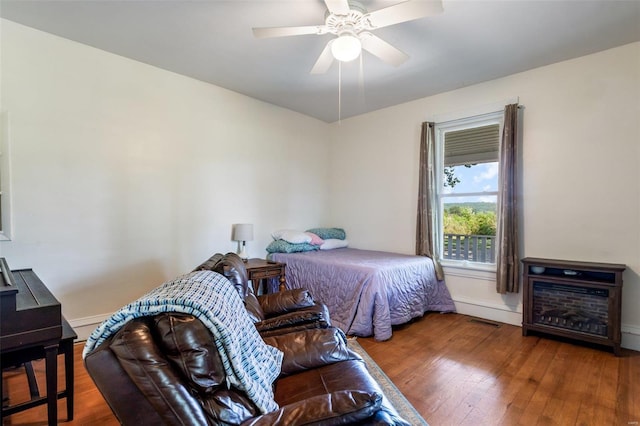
[434, 111, 503, 271]
[0, 110, 12, 241]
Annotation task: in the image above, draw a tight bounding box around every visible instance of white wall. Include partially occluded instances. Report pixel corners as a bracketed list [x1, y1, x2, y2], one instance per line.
[329, 42, 640, 350]
[2, 18, 639, 350]
[0, 20, 330, 337]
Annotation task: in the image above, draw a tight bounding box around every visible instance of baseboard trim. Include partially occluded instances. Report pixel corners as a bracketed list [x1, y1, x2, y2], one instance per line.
[452, 297, 522, 326]
[67, 307, 640, 352]
[621, 324, 640, 352]
[453, 298, 640, 352]
[68, 313, 112, 342]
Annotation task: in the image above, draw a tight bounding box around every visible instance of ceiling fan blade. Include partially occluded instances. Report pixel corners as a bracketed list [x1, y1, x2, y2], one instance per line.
[253, 25, 324, 39]
[310, 41, 335, 74]
[324, 0, 350, 15]
[367, 0, 443, 29]
[360, 32, 408, 67]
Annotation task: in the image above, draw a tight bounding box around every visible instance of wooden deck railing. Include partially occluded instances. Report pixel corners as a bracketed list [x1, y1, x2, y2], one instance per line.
[443, 234, 496, 263]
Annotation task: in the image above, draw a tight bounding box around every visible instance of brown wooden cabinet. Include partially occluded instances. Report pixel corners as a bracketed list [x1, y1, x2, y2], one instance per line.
[245, 258, 286, 294]
[521, 257, 625, 355]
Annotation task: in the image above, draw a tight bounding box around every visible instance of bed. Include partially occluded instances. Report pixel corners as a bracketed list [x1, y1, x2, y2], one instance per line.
[269, 248, 456, 341]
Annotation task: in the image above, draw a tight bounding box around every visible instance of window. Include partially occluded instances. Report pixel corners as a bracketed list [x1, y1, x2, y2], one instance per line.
[434, 111, 503, 265]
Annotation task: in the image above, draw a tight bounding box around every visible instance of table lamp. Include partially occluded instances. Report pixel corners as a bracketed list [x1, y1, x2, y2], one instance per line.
[231, 223, 253, 261]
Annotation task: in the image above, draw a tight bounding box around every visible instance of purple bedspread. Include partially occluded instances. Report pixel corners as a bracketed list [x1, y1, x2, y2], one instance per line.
[270, 248, 456, 341]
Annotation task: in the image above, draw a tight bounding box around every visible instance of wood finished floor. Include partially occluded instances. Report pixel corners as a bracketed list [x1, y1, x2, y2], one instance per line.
[2, 312, 638, 425]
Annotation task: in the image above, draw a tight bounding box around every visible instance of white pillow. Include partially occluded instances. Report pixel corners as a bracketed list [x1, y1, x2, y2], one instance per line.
[320, 239, 349, 250]
[271, 229, 312, 244]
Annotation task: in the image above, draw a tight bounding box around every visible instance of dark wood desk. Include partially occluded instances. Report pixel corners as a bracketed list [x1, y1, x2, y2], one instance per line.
[1, 320, 77, 425]
[1, 265, 69, 426]
[245, 258, 286, 294]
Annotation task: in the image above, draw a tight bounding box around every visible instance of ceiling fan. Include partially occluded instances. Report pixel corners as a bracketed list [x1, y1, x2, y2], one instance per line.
[252, 0, 443, 74]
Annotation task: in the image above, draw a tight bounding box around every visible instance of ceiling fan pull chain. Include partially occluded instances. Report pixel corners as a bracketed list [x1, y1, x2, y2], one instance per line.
[359, 54, 365, 104]
[338, 61, 342, 124]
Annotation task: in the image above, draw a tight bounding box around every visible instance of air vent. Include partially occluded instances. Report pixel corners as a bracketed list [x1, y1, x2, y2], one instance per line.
[469, 318, 501, 328]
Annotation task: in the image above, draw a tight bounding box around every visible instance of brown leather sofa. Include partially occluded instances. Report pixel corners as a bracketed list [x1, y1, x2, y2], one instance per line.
[85, 253, 410, 425]
[195, 253, 332, 338]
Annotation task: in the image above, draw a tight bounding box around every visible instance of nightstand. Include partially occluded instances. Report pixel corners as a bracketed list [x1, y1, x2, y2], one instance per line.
[245, 258, 286, 294]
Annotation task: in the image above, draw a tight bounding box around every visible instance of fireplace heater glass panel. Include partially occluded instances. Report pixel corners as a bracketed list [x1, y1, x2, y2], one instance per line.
[532, 281, 608, 337]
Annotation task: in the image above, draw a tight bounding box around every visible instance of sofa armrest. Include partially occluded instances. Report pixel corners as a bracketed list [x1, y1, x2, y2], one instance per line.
[85, 339, 170, 426]
[255, 305, 329, 335]
[258, 289, 315, 317]
[240, 390, 382, 426]
[88, 318, 211, 426]
[262, 328, 352, 376]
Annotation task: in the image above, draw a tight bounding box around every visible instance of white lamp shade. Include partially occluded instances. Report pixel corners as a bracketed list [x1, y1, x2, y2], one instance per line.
[331, 35, 361, 62]
[232, 223, 254, 242]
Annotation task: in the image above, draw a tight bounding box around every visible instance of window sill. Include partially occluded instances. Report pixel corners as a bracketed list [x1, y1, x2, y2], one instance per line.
[441, 259, 496, 280]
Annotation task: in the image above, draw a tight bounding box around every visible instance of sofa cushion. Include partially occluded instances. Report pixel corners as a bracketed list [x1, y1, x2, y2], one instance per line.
[109, 318, 211, 425]
[154, 313, 267, 424]
[241, 390, 382, 426]
[84, 335, 172, 426]
[193, 253, 224, 272]
[154, 313, 225, 394]
[243, 294, 265, 323]
[255, 304, 330, 335]
[213, 253, 249, 296]
[201, 389, 260, 425]
[262, 328, 351, 376]
[274, 359, 411, 426]
[214, 252, 265, 321]
[258, 288, 315, 317]
[274, 359, 376, 405]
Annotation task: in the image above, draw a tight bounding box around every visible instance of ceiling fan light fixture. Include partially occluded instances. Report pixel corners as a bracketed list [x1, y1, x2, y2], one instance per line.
[331, 34, 361, 62]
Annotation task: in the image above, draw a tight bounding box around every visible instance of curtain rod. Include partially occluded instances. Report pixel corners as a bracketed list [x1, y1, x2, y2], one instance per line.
[426, 98, 522, 124]
[427, 103, 524, 126]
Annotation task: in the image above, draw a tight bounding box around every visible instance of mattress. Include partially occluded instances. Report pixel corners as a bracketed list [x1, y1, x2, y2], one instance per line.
[270, 248, 456, 340]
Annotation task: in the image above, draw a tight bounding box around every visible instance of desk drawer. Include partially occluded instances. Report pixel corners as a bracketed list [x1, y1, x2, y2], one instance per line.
[249, 268, 282, 280]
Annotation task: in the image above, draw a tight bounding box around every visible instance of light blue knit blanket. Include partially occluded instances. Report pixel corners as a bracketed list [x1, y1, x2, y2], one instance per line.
[83, 270, 283, 414]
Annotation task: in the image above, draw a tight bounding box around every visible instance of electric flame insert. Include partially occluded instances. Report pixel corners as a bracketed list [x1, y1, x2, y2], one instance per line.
[521, 257, 625, 356]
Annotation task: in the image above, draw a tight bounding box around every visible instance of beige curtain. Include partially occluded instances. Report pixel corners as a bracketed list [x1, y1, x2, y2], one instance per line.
[416, 122, 444, 280]
[496, 103, 520, 293]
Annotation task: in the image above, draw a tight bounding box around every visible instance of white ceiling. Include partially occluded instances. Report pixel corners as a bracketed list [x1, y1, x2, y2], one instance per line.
[1, 0, 639, 123]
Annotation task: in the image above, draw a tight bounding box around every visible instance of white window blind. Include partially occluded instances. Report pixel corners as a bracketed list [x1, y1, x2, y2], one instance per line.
[444, 124, 499, 166]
